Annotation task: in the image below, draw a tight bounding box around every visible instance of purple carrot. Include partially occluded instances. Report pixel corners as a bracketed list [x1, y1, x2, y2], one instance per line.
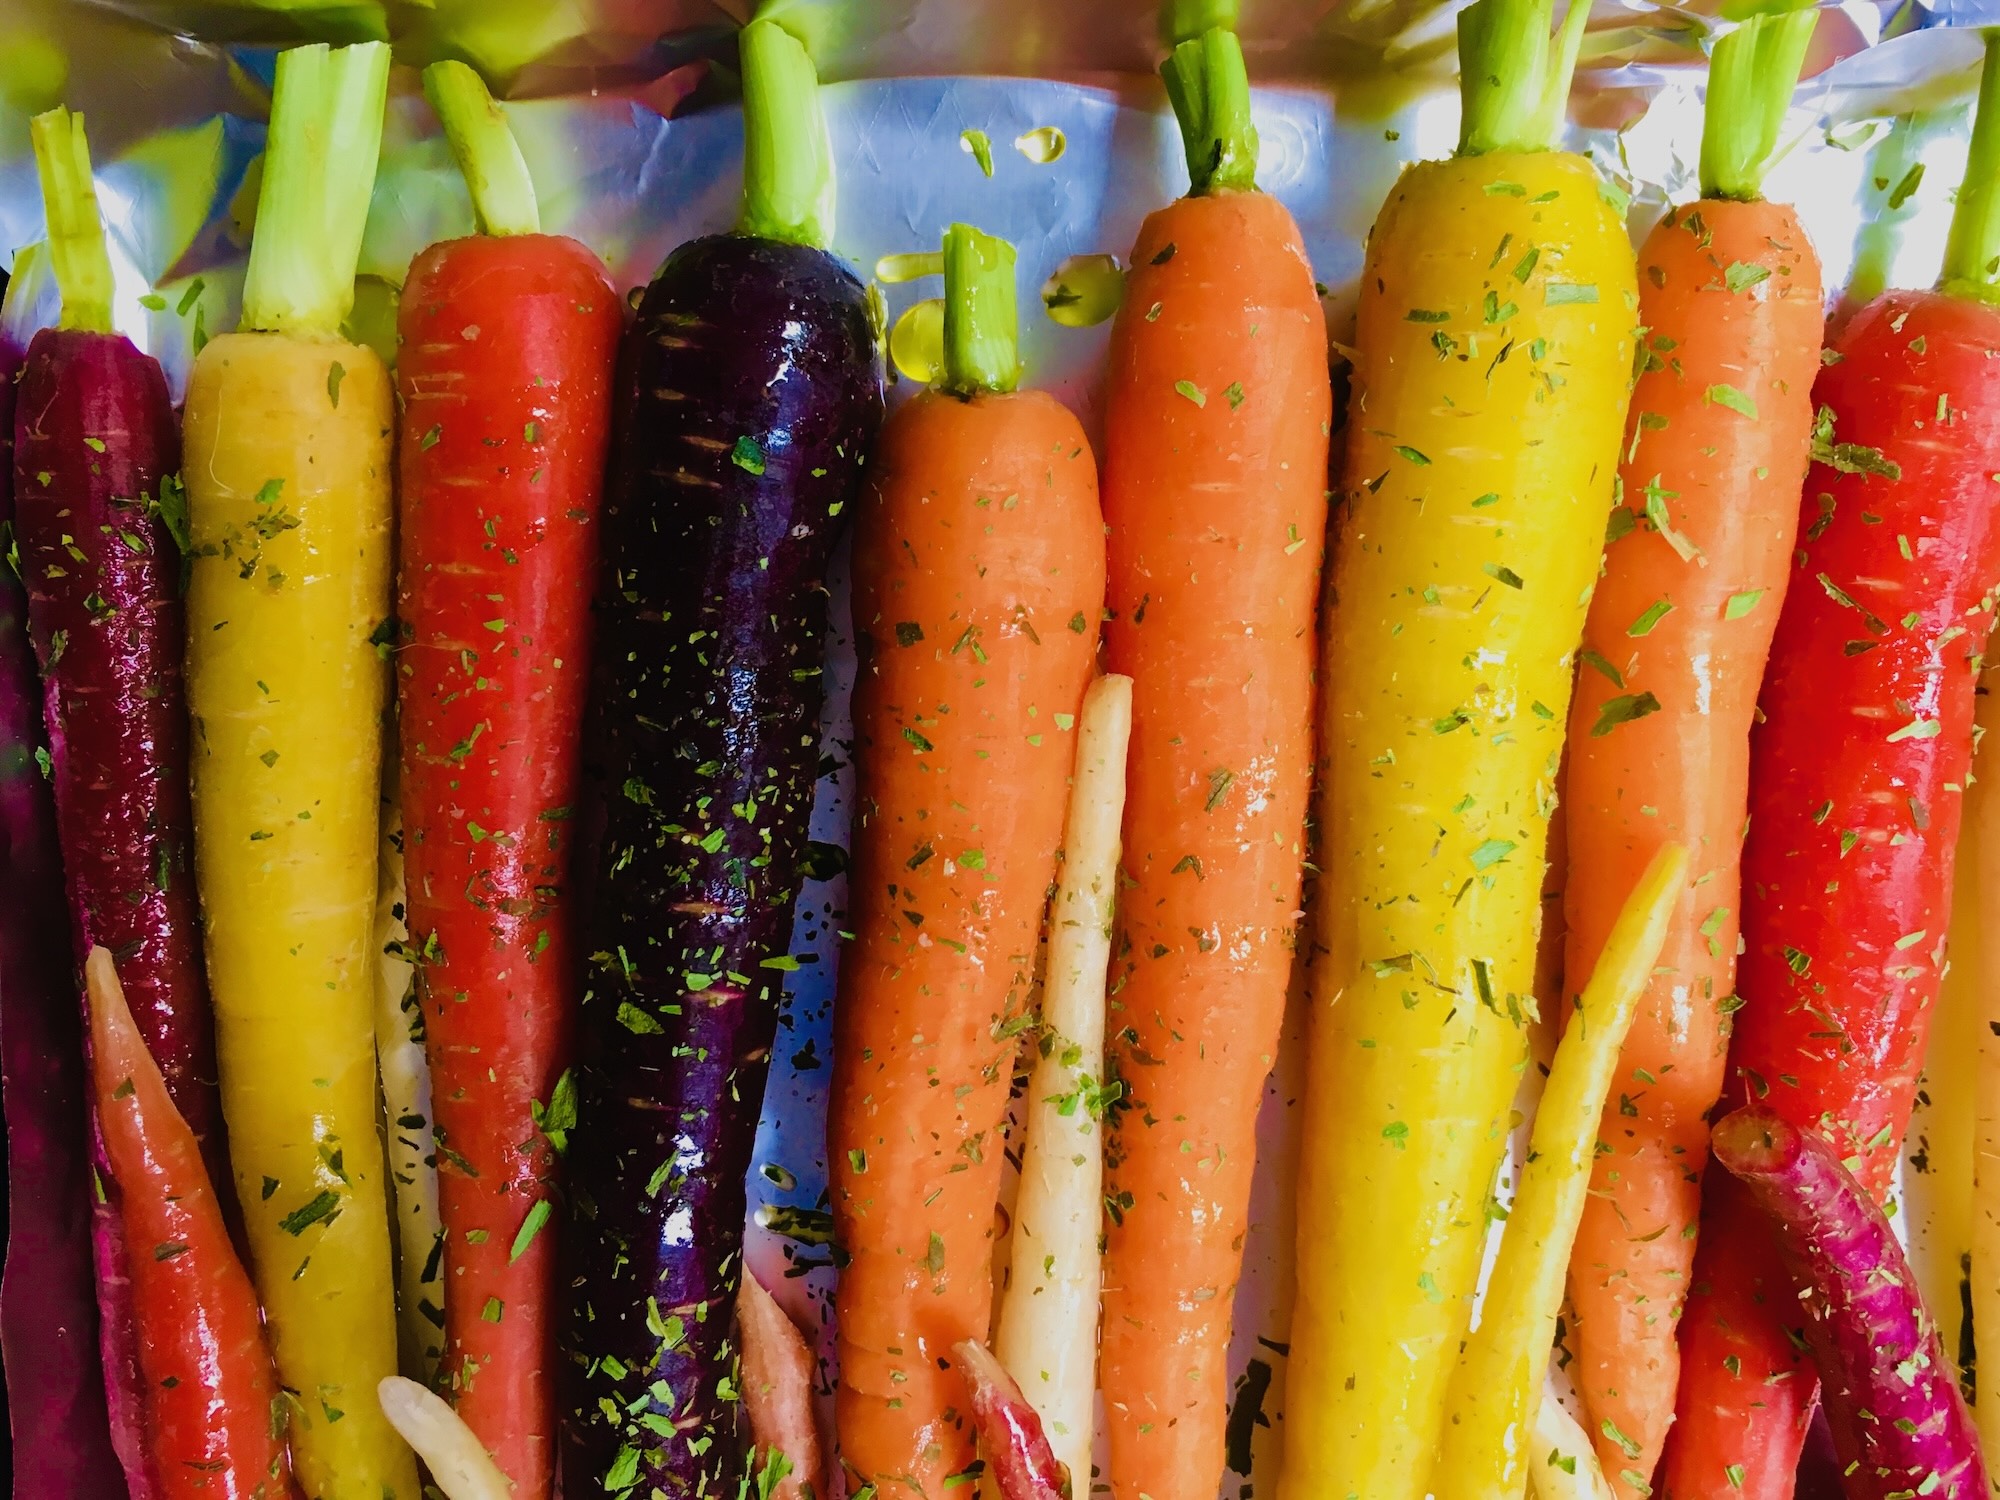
[0, 248, 125, 1490]
[952, 1340, 1068, 1500]
[13, 106, 219, 1500]
[557, 22, 881, 1495]
[1713, 1106, 1987, 1500]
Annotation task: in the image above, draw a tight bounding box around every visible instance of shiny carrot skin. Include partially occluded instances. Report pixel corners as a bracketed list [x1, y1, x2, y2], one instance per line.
[1665, 287, 2000, 1496]
[1561, 199, 1823, 1494]
[84, 947, 289, 1500]
[0, 262, 126, 1500]
[1282, 146, 1637, 1500]
[396, 230, 618, 1491]
[829, 386, 1104, 1495]
[1096, 185, 1328, 1500]
[13, 329, 225, 1186]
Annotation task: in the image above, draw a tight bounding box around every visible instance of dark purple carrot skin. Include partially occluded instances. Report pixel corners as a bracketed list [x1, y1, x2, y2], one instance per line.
[558, 233, 882, 1496]
[1713, 1106, 1988, 1500]
[0, 314, 127, 1495]
[11, 328, 224, 1187]
[14, 326, 207, 1500]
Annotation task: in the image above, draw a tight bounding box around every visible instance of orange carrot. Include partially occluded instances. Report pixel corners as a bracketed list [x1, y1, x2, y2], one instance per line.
[1093, 26, 1329, 1500]
[739, 1270, 823, 1500]
[1559, 17, 1823, 1493]
[827, 223, 1104, 1495]
[83, 947, 289, 1500]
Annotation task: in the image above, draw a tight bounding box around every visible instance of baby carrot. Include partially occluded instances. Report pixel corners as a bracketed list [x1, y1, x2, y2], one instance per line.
[1093, 27, 1330, 1499]
[1281, 0, 1638, 1493]
[1558, 15, 1822, 1492]
[827, 224, 1104, 1496]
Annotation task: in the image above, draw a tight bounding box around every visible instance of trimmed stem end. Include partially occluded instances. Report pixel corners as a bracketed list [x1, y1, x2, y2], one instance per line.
[1710, 1106, 1801, 1179]
[941, 223, 1021, 395]
[737, 19, 835, 249]
[28, 107, 116, 335]
[241, 40, 393, 338]
[422, 60, 540, 238]
[1160, 27, 1259, 194]
[1942, 29, 2000, 299]
[1456, 0, 1590, 157]
[1699, 9, 1818, 202]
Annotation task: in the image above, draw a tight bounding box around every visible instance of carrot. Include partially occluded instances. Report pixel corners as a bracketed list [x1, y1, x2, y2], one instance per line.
[1665, 34, 2000, 1498]
[83, 947, 290, 1500]
[1557, 15, 1822, 1493]
[13, 109, 211, 1498]
[1278, 0, 1638, 1493]
[1435, 843, 1687, 1497]
[1713, 1107, 1988, 1500]
[827, 223, 1105, 1497]
[991, 671, 1131, 1490]
[395, 61, 619, 1493]
[1091, 26, 1330, 1499]
[739, 1268, 824, 1500]
[180, 41, 416, 1500]
[1972, 671, 2000, 1473]
[0, 246, 128, 1500]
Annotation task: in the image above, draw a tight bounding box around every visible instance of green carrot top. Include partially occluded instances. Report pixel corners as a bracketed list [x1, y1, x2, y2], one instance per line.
[941, 223, 1020, 396]
[1700, 9, 1817, 202]
[1161, 26, 1259, 195]
[423, 60, 541, 238]
[28, 107, 116, 336]
[240, 40, 392, 339]
[738, 18, 836, 249]
[1456, 0, 1592, 157]
[1941, 29, 2000, 301]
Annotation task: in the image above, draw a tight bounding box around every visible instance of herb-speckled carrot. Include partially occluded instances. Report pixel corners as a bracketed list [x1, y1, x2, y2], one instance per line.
[1093, 29, 1330, 1500]
[556, 22, 882, 1497]
[828, 223, 1104, 1496]
[1666, 33, 2000, 1498]
[1558, 17, 1823, 1492]
[395, 61, 620, 1494]
[181, 42, 415, 1499]
[1281, 0, 1637, 1492]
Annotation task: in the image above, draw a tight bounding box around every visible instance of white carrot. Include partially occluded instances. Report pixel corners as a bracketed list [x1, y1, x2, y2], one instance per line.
[991, 673, 1132, 1489]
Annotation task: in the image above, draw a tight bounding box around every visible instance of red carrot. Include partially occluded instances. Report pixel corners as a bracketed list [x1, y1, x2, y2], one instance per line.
[396, 62, 620, 1495]
[83, 946, 289, 1500]
[1666, 33, 2000, 1498]
[954, 1339, 1068, 1500]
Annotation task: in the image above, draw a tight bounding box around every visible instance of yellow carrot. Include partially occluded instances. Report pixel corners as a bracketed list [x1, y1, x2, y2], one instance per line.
[181, 40, 414, 1499]
[1280, 0, 1637, 1492]
[1433, 843, 1688, 1497]
[1968, 672, 2000, 1465]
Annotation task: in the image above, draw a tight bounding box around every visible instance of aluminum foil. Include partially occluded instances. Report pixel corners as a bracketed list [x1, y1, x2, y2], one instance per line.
[2, 1, 1998, 1493]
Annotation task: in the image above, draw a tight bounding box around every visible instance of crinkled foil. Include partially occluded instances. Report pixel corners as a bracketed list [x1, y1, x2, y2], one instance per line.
[1, 0, 1995, 1491]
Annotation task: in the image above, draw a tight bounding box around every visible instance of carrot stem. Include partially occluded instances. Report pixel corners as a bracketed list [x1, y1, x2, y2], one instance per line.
[738, 18, 834, 249]
[240, 41, 391, 337]
[941, 222, 1020, 395]
[1161, 0, 1239, 47]
[422, 61, 539, 238]
[1941, 29, 2000, 300]
[1699, 9, 1817, 201]
[1456, 0, 1590, 157]
[1160, 27, 1258, 195]
[27, 108, 114, 335]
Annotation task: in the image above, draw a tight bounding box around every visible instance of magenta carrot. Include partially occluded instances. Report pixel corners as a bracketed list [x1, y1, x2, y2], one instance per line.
[1712, 1106, 1987, 1500]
